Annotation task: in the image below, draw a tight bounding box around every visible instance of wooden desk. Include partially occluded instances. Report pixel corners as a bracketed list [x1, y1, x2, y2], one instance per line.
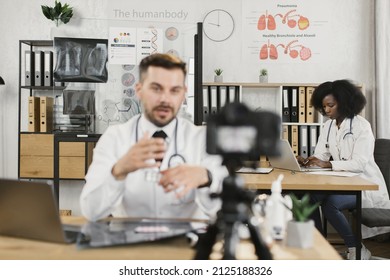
[240, 169, 378, 259]
[0, 216, 341, 260]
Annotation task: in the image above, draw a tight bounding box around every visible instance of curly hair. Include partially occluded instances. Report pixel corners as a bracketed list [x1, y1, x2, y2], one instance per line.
[139, 53, 187, 82]
[311, 79, 366, 118]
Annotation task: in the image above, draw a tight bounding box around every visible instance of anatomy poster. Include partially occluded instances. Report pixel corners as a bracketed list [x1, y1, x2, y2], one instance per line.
[242, 0, 329, 64]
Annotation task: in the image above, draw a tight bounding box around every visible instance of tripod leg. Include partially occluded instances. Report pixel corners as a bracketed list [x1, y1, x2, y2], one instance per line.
[223, 221, 239, 260]
[194, 223, 219, 260]
[247, 221, 273, 260]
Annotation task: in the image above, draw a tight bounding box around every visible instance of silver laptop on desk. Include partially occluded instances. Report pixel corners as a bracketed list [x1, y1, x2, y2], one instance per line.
[0, 179, 79, 243]
[268, 139, 332, 172]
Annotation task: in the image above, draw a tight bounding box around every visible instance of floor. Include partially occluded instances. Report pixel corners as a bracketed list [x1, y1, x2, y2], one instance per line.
[327, 233, 390, 259]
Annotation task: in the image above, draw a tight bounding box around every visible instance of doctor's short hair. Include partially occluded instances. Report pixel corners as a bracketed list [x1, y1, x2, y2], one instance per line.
[138, 53, 187, 82]
[311, 79, 366, 118]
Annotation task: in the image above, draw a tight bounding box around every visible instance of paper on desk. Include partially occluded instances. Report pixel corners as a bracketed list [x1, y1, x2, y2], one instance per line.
[306, 171, 360, 177]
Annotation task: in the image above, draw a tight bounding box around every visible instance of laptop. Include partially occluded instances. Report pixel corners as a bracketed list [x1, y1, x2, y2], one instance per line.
[0, 179, 79, 243]
[268, 139, 332, 172]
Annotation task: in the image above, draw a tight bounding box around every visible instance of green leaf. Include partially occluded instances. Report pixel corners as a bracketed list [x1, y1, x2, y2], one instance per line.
[41, 6, 53, 20]
[54, 1, 62, 15]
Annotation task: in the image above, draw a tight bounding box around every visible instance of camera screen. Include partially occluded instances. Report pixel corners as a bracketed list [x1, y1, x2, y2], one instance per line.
[216, 126, 257, 153]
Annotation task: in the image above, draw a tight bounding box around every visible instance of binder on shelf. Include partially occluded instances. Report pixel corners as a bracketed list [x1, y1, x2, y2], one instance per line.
[306, 86, 315, 123]
[298, 86, 306, 123]
[227, 86, 236, 103]
[233, 86, 242, 102]
[44, 51, 53, 87]
[291, 125, 299, 156]
[282, 88, 290, 122]
[290, 87, 298, 122]
[25, 50, 34, 86]
[210, 86, 218, 115]
[309, 125, 318, 156]
[40, 96, 54, 133]
[28, 96, 40, 132]
[299, 125, 309, 158]
[34, 51, 44, 86]
[219, 86, 228, 109]
[282, 125, 290, 142]
[202, 86, 209, 123]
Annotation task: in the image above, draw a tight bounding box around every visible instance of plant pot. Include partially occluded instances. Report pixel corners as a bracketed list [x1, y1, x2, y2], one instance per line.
[259, 75, 268, 83]
[286, 219, 314, 248]
[214, 75, 223, 83]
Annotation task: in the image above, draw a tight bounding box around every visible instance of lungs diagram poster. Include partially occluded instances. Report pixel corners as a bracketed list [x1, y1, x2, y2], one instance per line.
[242, 0, 329, 64]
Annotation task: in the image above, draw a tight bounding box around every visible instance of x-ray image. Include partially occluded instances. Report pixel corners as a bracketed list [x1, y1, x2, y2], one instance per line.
[63, 90, 95, 115]
[54, 37, 108, 83]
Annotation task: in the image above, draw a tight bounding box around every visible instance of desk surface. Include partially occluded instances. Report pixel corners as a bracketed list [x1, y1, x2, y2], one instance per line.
[0, 216, 341, 260]
[241, 169, 378, 191]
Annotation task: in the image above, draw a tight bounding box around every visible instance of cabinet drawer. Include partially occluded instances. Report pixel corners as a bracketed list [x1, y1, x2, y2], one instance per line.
[20, 134, 53, 156]
[59, 156, 86, 179]
[20, 156, 53, 178]
[59, 142, 85, 157]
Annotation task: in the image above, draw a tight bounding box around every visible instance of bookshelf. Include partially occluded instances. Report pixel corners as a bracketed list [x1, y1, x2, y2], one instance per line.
[200, 82, 365, 160]
[18, 40, 95, 180]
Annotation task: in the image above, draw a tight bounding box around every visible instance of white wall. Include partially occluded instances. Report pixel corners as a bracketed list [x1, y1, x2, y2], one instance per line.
[0, 0, 375, 215]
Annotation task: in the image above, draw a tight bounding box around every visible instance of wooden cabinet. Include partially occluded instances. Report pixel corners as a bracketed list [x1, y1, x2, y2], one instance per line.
[19, 134, 87, 179]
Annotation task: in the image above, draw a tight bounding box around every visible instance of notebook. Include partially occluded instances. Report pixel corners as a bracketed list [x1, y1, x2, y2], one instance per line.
[0, 179, 79, 243]
[268, 139, 332, 172]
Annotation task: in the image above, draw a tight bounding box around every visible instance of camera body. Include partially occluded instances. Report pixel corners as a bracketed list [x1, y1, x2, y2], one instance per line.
[206, 102, 281, 161]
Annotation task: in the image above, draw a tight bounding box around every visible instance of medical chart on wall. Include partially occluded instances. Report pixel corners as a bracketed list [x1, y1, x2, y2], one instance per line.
[242, 0, 330, 64]
[109, 27, 163, 65]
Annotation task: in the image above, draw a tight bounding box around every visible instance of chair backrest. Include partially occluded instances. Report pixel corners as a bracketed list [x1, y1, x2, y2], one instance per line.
[373, 138, 390, 200]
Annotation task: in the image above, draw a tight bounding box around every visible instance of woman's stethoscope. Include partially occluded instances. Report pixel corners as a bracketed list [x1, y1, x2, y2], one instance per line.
[325, 117, 354, 160]
[135, 115, 186, 167]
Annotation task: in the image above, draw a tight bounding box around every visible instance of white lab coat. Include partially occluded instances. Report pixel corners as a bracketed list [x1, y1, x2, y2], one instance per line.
[314, 115, 390, 238]
[80, 114, 227, 222]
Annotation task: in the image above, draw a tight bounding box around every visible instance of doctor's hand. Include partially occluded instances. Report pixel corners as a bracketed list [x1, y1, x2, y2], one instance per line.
[158, 165, 210, 198]
[111, 132, 166, 180]
[296, 155, 308, 166]
[304, 156, 332, 168]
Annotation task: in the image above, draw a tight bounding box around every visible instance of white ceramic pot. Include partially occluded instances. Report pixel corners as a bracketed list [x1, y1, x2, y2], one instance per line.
[286, 219, 314, 248]
[259, 75, 268, 83]
[214, 75, 223, 83]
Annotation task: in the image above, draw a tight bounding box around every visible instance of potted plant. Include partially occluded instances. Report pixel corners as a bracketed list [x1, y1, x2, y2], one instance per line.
[284, 193, 319, 248]
[259, 68, 268, 83]
[214, 68, 223, 83]
[41, 1, 74, 27]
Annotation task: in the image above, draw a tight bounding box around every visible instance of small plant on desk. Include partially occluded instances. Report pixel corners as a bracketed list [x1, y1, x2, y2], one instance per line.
[284, 193, 319, 248]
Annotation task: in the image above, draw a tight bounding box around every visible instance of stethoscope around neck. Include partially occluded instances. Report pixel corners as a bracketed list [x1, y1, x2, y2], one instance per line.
[135, 115, 186, 167]
[325, 117, 353, 149]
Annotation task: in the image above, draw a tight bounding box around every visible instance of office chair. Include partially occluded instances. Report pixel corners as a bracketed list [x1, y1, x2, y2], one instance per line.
[361, 138, 390, 228]
[323, 139, 390, 241]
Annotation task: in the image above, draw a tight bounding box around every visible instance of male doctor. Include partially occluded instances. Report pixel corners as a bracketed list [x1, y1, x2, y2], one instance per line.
[80, 53, 227, 222]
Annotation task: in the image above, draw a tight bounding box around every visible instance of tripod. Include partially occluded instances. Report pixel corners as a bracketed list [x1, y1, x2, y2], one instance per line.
[194, 160, 272, 260]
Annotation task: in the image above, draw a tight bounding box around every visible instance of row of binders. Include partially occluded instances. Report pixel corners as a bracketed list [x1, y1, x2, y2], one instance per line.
[283, 125, 319, 158]
[25, 50, 53, 87]
[282, 86, 316, 123]
[28, 96, 53, 132]
[202, 86, 240, 122]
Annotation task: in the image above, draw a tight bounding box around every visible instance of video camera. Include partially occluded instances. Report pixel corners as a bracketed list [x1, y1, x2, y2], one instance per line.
[206, 102, 281, 162]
